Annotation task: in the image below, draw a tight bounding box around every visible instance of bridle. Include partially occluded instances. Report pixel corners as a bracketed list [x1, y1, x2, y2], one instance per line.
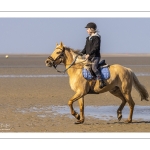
[47, 47, 65, 68]
[47, 47, 80, 74]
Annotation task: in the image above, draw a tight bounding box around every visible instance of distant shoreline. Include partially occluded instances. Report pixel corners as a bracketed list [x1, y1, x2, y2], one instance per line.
[0, 53, 150, 57]
[102, 53, 150, 57]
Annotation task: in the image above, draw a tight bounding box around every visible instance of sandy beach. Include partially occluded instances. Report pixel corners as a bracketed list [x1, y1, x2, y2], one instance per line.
[0, 55, 150, 132]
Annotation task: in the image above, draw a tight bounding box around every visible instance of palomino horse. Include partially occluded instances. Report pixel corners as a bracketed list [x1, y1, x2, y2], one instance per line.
[45, 42, 149, 124]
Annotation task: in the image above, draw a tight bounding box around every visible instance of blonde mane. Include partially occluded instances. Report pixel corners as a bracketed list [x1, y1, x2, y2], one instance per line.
[64, 46, 89, 65]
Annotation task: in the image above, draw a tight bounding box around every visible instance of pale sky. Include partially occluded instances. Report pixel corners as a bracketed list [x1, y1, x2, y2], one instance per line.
[0, 18, 150, 54]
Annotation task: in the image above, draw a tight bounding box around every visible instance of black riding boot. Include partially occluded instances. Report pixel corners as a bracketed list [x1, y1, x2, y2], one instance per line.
[97, 75, 106, 89]
[99, 79, 106, 89]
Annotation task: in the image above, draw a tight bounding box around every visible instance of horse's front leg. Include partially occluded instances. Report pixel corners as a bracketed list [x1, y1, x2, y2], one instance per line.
[68, 93, 84, 123]
[74, 97, 85, 124]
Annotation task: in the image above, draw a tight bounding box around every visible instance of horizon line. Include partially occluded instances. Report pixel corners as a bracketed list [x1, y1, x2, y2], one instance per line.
[1, 53, 150, 57]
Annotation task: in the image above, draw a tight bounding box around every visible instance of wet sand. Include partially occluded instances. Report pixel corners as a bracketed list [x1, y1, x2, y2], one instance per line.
[0, 55, 150, 132]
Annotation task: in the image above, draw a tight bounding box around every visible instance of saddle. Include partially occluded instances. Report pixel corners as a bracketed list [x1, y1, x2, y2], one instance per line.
[71, 53, 110, 80]
[82, 59, 110, 80]
[97, 59, 108, 68]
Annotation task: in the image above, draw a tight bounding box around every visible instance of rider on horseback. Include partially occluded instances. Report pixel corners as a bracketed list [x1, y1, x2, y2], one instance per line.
[81, 22, 106, 89]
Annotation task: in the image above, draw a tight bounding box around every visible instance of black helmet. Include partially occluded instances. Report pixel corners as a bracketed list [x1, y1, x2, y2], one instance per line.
[85, 22, 97, 30]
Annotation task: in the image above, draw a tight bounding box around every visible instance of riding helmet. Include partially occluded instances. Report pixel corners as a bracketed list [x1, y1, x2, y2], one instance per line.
[85, 22, 97, 30]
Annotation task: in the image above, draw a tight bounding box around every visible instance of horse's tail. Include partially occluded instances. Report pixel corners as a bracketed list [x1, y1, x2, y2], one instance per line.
[132, 71, 149, 101]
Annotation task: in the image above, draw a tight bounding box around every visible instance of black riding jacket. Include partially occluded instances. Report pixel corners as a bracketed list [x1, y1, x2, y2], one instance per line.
[81, 33, 101, 60]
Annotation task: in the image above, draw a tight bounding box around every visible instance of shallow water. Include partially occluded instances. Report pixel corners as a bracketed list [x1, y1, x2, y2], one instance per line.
[16, 105, 150, 121]
[0, 72, 150, 78]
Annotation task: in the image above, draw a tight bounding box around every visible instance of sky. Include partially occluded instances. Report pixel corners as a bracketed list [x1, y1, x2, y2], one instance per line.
[0, 18, 150, 54]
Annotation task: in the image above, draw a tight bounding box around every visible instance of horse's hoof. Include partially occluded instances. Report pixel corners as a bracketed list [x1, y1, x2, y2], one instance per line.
[118, 114, 122, 121]
[74, 120, 84, 124]
[124, 119, 132, 123]
[76, 114, 80, 120]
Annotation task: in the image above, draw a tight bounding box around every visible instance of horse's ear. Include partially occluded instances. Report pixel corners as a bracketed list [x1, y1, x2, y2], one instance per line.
[60, 42, 63, 47]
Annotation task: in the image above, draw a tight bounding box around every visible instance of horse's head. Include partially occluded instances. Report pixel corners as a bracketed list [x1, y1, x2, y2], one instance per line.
[45, 42, 65, 67]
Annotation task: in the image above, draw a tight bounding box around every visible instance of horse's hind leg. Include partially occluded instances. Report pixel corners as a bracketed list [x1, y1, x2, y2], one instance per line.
[122, 92, 135, 123]
[109, 86, 126, 121]
[120, 77, 135, 123]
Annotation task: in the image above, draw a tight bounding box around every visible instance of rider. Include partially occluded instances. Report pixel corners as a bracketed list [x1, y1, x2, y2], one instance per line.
[81, 22, 106, 89]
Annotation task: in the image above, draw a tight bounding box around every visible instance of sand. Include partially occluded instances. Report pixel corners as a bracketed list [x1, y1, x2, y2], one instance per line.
[0, 55, 150, 133]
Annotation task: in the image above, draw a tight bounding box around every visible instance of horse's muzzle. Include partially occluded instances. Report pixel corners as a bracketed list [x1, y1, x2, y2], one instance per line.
[45, 59, 53, 67]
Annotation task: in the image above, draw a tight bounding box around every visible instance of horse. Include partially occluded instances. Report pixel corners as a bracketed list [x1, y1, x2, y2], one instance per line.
[45, 42, 149, 124]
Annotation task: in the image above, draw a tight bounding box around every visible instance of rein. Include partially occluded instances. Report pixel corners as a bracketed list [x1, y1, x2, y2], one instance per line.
[53, 54, 79, 74]
[49, 47, 87, 74]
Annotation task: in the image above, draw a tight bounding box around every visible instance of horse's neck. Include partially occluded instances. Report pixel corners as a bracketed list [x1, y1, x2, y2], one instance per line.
[64, 50, 82, 75]
[64, 50, 74, 66]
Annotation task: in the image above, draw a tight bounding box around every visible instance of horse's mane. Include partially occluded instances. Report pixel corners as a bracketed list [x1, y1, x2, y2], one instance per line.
[64, 46, 82, 55]
[64, 46, 89, 65]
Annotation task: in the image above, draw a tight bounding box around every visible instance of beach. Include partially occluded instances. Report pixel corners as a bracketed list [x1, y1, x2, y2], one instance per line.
[0, 55, 150, 132]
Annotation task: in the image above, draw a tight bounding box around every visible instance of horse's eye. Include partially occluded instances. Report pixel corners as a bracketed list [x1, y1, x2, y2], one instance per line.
[57, 52, 61, 54]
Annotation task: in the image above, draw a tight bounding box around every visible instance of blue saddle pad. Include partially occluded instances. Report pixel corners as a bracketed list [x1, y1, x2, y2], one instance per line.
[82, 67, 110, 80]
[100, 67, 110, 80]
